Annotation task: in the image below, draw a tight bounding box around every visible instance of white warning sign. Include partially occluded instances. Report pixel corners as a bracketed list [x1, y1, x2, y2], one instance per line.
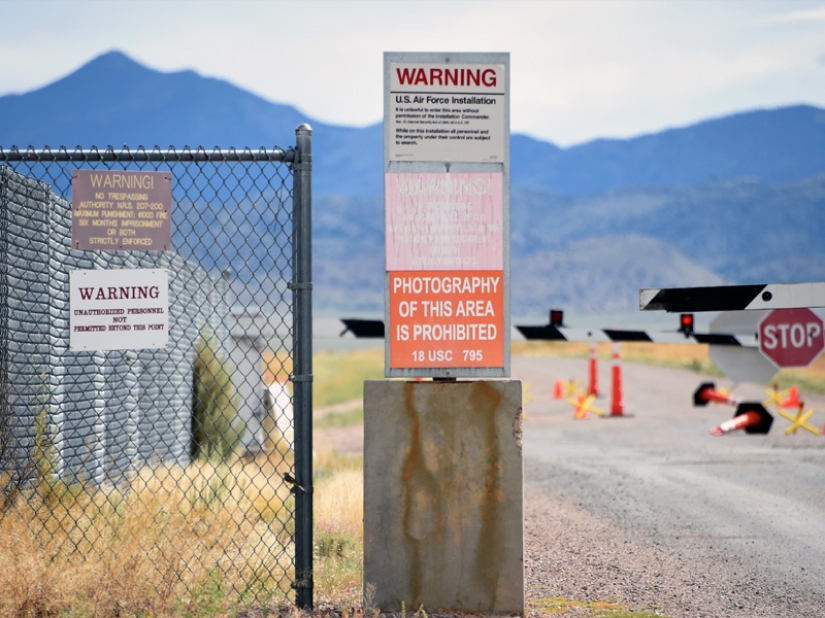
[70, 269, 169, 351]
[387, 62, 506, 163]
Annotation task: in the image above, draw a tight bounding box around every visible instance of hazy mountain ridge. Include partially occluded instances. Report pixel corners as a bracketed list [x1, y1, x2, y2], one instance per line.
[2, 50, 824, 313]
[511, 234, 725, 315]
[3, 51, 825, 197]
[313, 175, 825, 314]
[511, 173, 825, 284]
[0, 51, 384, 197]
[512, 105, 825, 194]
[312, 223, 727, 316]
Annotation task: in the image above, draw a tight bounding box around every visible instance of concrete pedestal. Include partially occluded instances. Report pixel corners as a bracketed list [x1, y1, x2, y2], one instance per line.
[364, 380, 524, 614]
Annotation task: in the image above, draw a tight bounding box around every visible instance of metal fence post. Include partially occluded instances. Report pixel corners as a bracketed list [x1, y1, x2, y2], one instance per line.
[291, 123, 314, 609]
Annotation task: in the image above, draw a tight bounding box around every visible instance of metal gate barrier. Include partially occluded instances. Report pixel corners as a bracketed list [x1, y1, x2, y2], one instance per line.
[0, 126, 314, 611]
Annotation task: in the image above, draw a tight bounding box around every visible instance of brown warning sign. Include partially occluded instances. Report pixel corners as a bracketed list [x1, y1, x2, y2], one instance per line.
[71, 170, 172, 251]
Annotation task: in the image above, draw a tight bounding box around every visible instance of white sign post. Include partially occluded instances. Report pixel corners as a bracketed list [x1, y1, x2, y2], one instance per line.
[369, 53, 521, 617]
[70, 269, 169, 351]
[384, 51, 510, 378]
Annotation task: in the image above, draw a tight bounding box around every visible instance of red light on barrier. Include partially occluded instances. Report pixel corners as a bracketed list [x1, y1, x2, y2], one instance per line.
[550, 309, 564, 327]
[679, 313, 694, 337]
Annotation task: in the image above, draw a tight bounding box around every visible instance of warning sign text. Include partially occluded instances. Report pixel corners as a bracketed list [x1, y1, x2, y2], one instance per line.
[72, 170, 172, 251]
[389, 270, 504, 368]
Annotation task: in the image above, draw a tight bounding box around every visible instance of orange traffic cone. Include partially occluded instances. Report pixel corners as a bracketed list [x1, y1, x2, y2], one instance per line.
[710, 412, 763, 435]
[588, 343, 599, 397]
[780, 386, 800, 409]
[553, 379, 565, 399]
[710, 403, 773, 436]
[693, 382, 742, 407]
[610, 343, 624, 416]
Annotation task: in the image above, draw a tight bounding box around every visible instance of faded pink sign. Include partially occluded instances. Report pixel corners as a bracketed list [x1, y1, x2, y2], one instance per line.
[385, 172, 503, 271]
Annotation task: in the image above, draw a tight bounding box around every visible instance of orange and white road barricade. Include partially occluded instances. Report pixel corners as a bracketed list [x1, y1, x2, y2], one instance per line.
[610, 343, 625, 416]
[588, 342, 599, 397]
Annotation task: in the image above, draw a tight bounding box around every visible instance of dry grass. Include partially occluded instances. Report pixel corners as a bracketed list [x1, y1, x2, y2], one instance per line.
[263, 350, 293, 385]
[529, 595, 666, 617]
[313, 466, 364, 609]
[776, 354, 825, 394]
[0, 448, 296, 618]
[514, 340, 713, 366]
[0, 435, 367, 618]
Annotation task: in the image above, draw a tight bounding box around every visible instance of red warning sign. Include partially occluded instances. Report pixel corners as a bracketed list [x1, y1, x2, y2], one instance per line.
[389, 270, 504, 368]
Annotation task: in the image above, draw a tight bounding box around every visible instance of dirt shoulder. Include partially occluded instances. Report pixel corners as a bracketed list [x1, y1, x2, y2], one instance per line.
[524, 480, 825, 618]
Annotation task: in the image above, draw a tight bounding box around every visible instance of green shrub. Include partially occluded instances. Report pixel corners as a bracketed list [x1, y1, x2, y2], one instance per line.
[191, 331, 242, 461]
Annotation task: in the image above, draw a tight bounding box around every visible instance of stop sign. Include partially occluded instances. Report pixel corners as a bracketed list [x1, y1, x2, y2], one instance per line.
[759, 308, 825, 368]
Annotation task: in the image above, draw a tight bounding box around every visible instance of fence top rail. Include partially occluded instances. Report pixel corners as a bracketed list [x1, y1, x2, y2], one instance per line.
[0, 145, 295, 163]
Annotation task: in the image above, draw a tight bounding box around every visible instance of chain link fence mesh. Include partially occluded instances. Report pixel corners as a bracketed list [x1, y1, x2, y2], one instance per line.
[0, 144, 307, 612]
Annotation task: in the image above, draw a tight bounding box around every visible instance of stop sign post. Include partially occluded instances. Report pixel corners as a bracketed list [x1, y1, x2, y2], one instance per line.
[758, 308, 825, 368]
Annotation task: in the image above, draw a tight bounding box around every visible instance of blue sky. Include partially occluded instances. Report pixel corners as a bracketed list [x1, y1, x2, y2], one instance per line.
[2, 0, 825, 145]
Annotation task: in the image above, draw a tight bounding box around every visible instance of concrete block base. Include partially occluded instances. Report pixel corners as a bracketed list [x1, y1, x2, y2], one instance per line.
[364, 380, 524, 614]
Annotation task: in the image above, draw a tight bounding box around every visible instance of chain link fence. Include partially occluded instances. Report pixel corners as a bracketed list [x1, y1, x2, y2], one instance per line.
[0, 128, 314, 613]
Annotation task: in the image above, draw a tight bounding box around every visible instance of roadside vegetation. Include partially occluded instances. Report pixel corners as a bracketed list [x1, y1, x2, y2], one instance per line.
[1, 342, 814, 617]
[310, 342, 825, 411]
[513, 340, 825, 394]
[529, 594, 668, 617]
[312, 349, 384, 407]
[192, 331, 243, 461]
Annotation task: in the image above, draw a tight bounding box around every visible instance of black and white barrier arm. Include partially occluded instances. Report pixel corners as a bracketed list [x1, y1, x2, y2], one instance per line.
[640, 282, 825, 313]
[340, 315, 757, 346]
[514, 324, 757, 347]
[339, 318, 385, 338]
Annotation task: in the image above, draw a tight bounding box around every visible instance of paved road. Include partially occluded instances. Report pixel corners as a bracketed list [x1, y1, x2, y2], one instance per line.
[514, 356, 825, 617]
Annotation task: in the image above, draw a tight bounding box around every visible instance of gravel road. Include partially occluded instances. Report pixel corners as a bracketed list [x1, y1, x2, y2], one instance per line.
[515, 355, 825, 617]
[315, 357, 825, 616]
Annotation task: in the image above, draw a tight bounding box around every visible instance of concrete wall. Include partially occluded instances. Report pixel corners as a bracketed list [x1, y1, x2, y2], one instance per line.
[0, 166, 230, 483]
[364, 380, 524, 615]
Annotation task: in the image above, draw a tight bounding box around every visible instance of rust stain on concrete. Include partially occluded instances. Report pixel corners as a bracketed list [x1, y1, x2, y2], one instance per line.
[401, 381, 444, 606]
[367, 380, 523, 614]
[471, 381, 505, 608]
[400, 381, 510, 609]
